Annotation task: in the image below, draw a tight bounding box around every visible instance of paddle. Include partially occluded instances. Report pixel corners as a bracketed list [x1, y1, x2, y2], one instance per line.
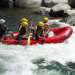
[27, 35, 31, 45]
[27, 22, 34, 45]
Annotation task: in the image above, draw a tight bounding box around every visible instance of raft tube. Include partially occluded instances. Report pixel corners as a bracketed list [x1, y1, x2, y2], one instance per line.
[1, 26, 73, 45]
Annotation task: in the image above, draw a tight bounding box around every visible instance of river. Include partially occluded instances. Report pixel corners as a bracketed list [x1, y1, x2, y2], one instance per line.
[0, 9, 75, 75]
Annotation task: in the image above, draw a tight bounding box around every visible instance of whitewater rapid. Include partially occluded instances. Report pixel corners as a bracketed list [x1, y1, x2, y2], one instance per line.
[0, 26, 75, 75]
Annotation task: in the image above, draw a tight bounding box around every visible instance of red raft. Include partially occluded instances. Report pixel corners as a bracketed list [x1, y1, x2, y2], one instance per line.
[1, 26, 73, 45]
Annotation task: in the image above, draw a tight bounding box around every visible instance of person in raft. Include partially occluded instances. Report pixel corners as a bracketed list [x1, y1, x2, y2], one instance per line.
[0, 19, 10, 37]
[17, 21, 29, 40]
[29, 18, 49, 39]
[29, 22, 37, 39]
[43, 17, 54, 37]
[42, 17, 50, 37]
[19, 17, 28, 28]
[35, 21, 45, 40]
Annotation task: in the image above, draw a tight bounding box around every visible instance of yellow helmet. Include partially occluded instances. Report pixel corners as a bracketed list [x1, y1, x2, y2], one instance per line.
[43, 17, 48, 22]
[38, 21, 44, 27]
[21, 22, 28, 27]
[21, 18, 28, 22]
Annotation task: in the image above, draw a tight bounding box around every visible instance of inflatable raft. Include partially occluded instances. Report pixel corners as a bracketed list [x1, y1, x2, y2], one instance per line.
[1, 26, 73, 45]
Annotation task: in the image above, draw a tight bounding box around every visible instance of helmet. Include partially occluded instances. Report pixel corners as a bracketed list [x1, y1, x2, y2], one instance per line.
[43, 17, 48, 22]
[38, 22, 44, 27]
[0, 19, 6, 24]
[21, 22, 28, 27]
[21, 18, 28, 22]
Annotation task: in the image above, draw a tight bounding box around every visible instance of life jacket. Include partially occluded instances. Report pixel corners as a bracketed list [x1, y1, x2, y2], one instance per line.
[36, 26, 44, 36]
[44, 22, 49, 32]
[19, 25, 27, 35]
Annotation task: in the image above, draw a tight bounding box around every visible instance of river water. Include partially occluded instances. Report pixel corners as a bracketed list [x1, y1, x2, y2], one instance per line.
[0, 9, 75, 75]
[0, 8, 49, 31]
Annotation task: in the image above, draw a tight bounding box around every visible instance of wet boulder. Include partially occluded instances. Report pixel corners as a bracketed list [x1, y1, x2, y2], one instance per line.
[15, 0, 42, 8]
[34, 7, 51, 15]
[49, 3, 71, 17]
[68, 0, 75, 8]
[41, 0, 68, 7]
[41, 0, 55, 7]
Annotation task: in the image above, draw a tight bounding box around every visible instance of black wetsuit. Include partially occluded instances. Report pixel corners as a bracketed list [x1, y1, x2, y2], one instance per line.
[35, 26, 44, 40]
[17, 26, 27, 40]
[19, 26, 26, 35]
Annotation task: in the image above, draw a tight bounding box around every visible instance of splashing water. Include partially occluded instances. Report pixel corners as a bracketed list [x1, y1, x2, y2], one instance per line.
[65, 16, 75, 26]
[0, 26, 75, 75]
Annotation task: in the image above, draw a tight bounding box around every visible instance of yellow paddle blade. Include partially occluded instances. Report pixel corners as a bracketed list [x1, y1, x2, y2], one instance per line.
[27, 36, 31, 45]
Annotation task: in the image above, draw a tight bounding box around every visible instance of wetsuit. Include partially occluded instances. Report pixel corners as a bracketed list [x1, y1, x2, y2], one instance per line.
[35, 26, 44, 40]
[17, 26, 28, 40]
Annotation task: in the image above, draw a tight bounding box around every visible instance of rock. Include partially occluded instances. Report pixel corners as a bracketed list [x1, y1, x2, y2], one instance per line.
[66, 10, 75, 15]
[41, 0, 68, 7]
[49, 9, 69, 17]
[9, 0, 14, 8]
[51, 3, 71, 12]
[68, 0, 75, 8]
[41, 0, 56, 7]
[15, 0, 42, 8]
[34, 7, 51, 15]
[49, 3, 71, 17]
